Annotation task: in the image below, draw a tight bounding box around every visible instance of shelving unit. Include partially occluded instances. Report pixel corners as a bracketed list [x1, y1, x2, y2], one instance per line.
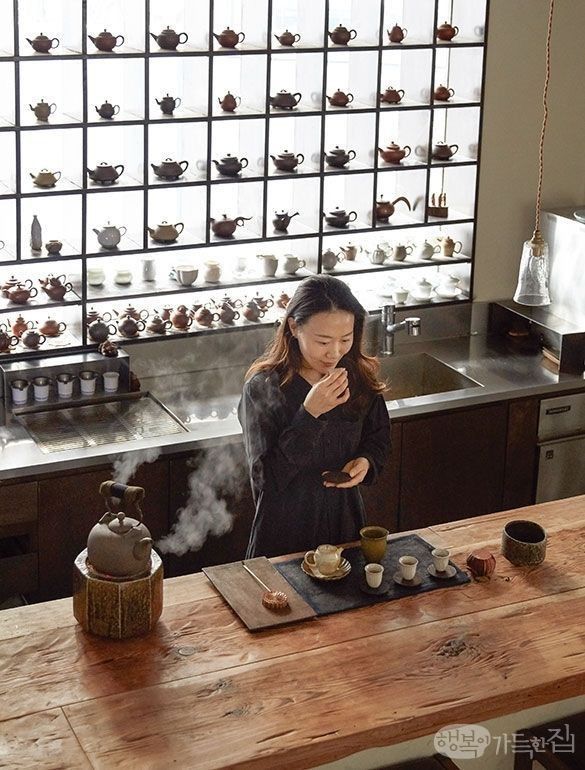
[0, 0, 489, 360]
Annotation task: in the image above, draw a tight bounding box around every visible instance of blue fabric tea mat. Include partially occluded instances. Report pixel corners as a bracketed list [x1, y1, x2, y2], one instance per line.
[275, 533, 470, 616]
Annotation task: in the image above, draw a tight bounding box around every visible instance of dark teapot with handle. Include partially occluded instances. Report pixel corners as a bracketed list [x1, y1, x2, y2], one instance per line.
[39, 317, 67, 337]
[88, 29, 124, 52]
[150, 26, 188, 50]
[2, 276, 32, 298]
[270, 150, 304, 172]
[242, 300, 266, 322]
[88, 318, 117, 343]
[432, 141, 459, 160]
[434, 84, 455, 102]
[156, 93, 181, 115]
[218, 92, 241, 112]
[193, 306, 218, 328]
[171, 305, 194, 330]
[324, 146, 356, 168]
[213, 27, 245, 48]
[328, 25, 357, 45]
[7, 283, 38, 305]
[375, 195, 412, 222]
[87, 162, 124, 185]
[326, 89, 354, 107]
[86, 307, 112, 325]
[26, 33, 60, 53]
[210, 214, 252, 238]
[378, 141, 412, 164]
[274, 30, 301, 47]
[323, 208, 357, 228]
[436, 22, 459, 41]
[269, 90, 302, 110]
[212, 154, 248, 177]
[30, 99, 57, 121]
[151, 157, 189, 181]
[146, 315, 172, 334]
[387, 24, 407, 43]
[272, 210, 299, 232]
[0, 328, 18, 352]
[117, 315, 145, 338]
[95, 100, 120, 119]
[39, 274, 72, 301]
[380, 86, 405, 104]
[21, 329, 46, 349]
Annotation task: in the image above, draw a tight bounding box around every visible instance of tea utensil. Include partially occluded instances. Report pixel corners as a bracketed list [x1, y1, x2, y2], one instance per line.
[242, 562, 289, 611]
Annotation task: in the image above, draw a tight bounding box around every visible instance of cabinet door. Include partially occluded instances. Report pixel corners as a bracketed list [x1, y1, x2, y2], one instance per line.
[166, 443, 254, 577]
[400, 404, 508, 530]
[38, 461, 169, 601]
[503, 397, 539, 509]
[360, 421, 401, 534]
[0, 481, 38, 600]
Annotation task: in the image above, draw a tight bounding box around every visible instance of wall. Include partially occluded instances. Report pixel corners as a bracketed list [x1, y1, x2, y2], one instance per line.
[474, 0, 585, 301]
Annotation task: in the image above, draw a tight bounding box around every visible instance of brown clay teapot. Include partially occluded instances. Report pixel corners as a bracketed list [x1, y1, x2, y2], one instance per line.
[270, 150, 304, 172]
[171, 305, 194, 330]
[328, 25, 357, 45]
[242, 300, 266, 322]
[11, 315, 34, 337]
[434, 84, 455, 101]
[193, 306, 218, 328]
[30, 99, 57, 121]
[116, 305, 149, 321]
[213, 27, 245, 48]
[380, 86, 404, 104]
[2, 276, 32, 298]
[39, 274, 72, 301]
[150, 27, 188, 50]
[269, 90, 302, 110]
[95, 101, 120, 119]
[39, 317, 67, 337]
[387, 24, 407, 43]
[432, 141, 459, 160]
[276, 292, 291, 309]
[21, 329, 46, 349]
[210, 214, 251, 238]
[86, 308, 112, 326]
[217, 302, 240, 325]
[88, 29, 125, 52]
[88, 318, 116, 343]
[30, 169, 61, 188]
[151, 157, 189, 181]
[87, 482, 153, 579]
[212, 154, 248, 177]
[378, 141, 412, 164]
[326, 89, 354, 107]
[147, 315, 172, 334]
[0, 329, 18, 352]
[156, 94, 181, 115]
[324, 146, 356, 168]
[87, 162, 124, 185]
[323, 208, 357, 228]
[274, 30, 301, 47]
[26, 33, 60, 53]
[272, 210, 299, 232]
[375, 195, 412, 222]
[251, 293, 274, 311]
[218, 92, 241, 112]
[117, 315, 145, 338]
[147, 221, 184, 243]
[7, 283, 38, 304]
[436, 22, 459, 41]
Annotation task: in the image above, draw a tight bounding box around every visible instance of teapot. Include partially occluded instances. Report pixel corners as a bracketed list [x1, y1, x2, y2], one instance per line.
[375, 195, 411, 222]
[88, 29, 125, 52]
[269, 90, 302, 110]
[26, 33, 60, 53]
[147, 315, 172, 334]
[387, 24, 407, 43]
[30, 169, 61, 188]
[432, 141, 459, 160]
[414, 240, 439, 260]
[151, 157, 189, 181]
[218, 92, 241, 112]
[434, 84, 455, 102]
[369, 246, 387, 265]
[86, 307, 112, 325]
[171, 305, 194, 330]
[39, 317, 67, 337]
[39, 274, 72, 301]
[378, 141, 411, 164]
[328, 25, 357, 45]
[88, 318, 116, 343]
[93, 222, 127, 249]
[117, 315, 145, 338]
[156, 93, 181, 115]
[321, 248, 343, 271]
[11, 315, 34, 337]
[29, 99, 56, 121]
[242, 300, 266, 322]
[379, 86, 404, 105]
[213, 27, 245, 48]
[270, 150, 304, 172]
[324, 146, 356, 168]
[210, 214, 251, 238]
[276, 292, 291, 309]
[21, 329, 46, 349]
[274, 30, 301, 47]
[323, 208, 357, 228]
[116, 305, 149, 321]
[87, 162, 124, 185]
[272, 210, 299, 232]
[282, 255, 306, 274]
[7, 283, 37, 304]
[0, 329, 18, 352]
[193, 306, 218, 328]
[338, 243, 361, 261]
[2, 276, 32, 298]
[257, 254, 278, 277]
[437, 235, 463, 257]
[251, 293, 274, 311]
[147, 221, 184, 243]
[88, 482, 153, 578]
[212, 154, 248, 177]
[217, 302, 240, 325]
[436, 22, 459, 41]
[150, 26, 188, 50]
[326, 89, 354, 107]
[95, 100, 120, 119]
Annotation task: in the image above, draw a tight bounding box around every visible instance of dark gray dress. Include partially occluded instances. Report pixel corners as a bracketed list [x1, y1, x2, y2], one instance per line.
[238, 370, 391, 558]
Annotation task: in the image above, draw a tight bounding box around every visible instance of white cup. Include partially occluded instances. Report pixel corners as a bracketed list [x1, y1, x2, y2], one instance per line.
[114, 269, 132, 285]
[203, 260, 221, 283]
[103, 371, 120, 393]
[79, 370, 98, 395]
[32, 376, 51, 401]
[393, 287, 409, 304]
[142, 258, 156, 282]
[10, 379, 29, 405]
[399, 555, 418, 581]
[365, 563, 384, 588]
[87, 267, 105, 286]
[56, 373, 75, 398]
[176, 265, 198, 286]
[431, 548, 450, 573]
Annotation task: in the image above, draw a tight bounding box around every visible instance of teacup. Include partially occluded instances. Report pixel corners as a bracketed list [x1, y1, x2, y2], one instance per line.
[431, 548, 450, 573]
[393, 287, 409, 304]
[399, 555, 418, 581]
[360, 526, 389, 563]
[10, 378, 29, 405]
[32, 375, 52, 401]
[501, 520, 547, 565]
[365, 563, 384, 588]
[176, 265, 198, 286]
[87, 267, 106, 286]
[103, 371, 120, 393]
[304, 544, 344, 576]
[56, 372, 75, 398]
[257, 254, 278, 277]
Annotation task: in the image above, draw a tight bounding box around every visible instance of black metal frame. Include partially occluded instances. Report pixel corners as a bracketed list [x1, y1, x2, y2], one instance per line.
[0, 0, 490, 361]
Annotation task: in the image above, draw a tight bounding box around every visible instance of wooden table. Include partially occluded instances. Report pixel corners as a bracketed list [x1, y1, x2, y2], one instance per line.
[1, 496, 585, 770]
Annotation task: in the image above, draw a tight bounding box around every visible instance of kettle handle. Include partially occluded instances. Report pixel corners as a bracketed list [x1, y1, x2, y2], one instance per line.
[100, 481, 145, 522]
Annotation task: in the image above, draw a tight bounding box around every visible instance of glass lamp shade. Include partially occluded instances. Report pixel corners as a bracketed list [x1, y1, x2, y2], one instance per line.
[513, 230, 551, 306]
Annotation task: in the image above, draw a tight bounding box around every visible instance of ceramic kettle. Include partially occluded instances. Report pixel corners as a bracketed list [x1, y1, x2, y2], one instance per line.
[268, 90, 302, 110]
[93, 223, 127, 249]
[88, 29, 125, 52]
[378, 141, 411, 164]
[218, 92, 241, 112]
[274, 30, 301, 46]
[328, 25, 357, 45]
[210, 214, 251, 238]
[151, 158, 189, 181]
[87, 482, 153, 578]
[150, 26, 188, 50]
[213, 27, 245, 48]
[436, 22, 459, 41]
[147, 221, 184, 243]
[26, 33, 60, 53]
[30, 99, 57, 121]
[87, 162, 124, 185]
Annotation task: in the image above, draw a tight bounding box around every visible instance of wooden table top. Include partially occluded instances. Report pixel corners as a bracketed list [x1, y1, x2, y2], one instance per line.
[1, 496, 585, 770]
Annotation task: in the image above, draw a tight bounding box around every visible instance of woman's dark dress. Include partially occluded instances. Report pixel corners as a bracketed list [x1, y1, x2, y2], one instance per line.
[238, 370, 391, 558]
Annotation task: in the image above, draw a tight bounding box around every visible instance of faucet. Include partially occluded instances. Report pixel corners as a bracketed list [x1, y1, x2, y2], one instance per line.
[380, 304, 421, 356]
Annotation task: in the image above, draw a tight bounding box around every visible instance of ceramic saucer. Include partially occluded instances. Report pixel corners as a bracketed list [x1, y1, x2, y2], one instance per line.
[434, 288, 461, 299]
[409, 292, 434, 302]
[301, 557, 351, 581]
[573, 209, 585, 223]
[427, 563, 457, 579]
[393, 571, 422, 588]
[360, 578, 390, 595]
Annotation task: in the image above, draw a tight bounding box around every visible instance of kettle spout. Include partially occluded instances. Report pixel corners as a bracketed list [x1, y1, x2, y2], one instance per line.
[92, 228, 101, 236]
[212, 33, 221, 43]
[88, 35, 97, 45]
[150, 163, 159, 174]
[29, 104, 34, 112]
[29, 172, 35, 180]
[26, 38, 33, 45]
[209, 217, 216, 225]
[87, 168, 96, 179]
[149, 32, 158, 43]
[133, 537, 153, 563]
[146, 226, 155, 237]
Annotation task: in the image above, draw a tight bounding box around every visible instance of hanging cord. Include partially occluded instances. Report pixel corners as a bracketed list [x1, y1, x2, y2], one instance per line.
[534, 0, 555, 235]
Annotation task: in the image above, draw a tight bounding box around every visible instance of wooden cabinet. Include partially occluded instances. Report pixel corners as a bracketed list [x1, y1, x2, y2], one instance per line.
[166, 444, 254, 577]
[37, 461, 169, 601]
[502, 397, 540, 510]
[360, 421, 401, 534]
[0, 481, 38, 601]
[399, 403, 508, 531]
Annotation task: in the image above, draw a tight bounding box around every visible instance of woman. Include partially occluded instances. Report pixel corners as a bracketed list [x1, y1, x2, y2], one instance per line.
[238, 275, 391, 559]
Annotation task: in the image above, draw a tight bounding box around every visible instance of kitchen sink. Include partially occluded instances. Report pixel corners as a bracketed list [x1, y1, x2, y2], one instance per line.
[379, 353, 482, 401]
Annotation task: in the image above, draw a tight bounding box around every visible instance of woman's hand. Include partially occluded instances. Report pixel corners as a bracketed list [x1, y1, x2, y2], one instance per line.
[323, 456, 370, 488]
[303, 368, 349, 418]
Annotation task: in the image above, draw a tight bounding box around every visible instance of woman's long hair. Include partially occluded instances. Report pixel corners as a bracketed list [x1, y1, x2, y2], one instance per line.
[246, 275, 385, 413]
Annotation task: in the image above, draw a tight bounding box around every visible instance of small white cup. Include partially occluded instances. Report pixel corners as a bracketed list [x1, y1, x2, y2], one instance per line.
[365, 563, 384, 588]
[399, 555, 418, 581]
[79, 370, 98, 396]
[32, 376, 51, 401]
[56, 374, 74, 398]
[431, 548, 450, 573]
[103, 371, 120, 393]
[393, 287, 409, 304]
[10, 379, 29, 405]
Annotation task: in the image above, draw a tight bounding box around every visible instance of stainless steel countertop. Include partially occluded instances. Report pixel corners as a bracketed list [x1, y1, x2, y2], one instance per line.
[1, 334, 583, 481]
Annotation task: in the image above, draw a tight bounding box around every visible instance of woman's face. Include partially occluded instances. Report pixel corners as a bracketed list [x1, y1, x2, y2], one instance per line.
[289, 310, 355, 377]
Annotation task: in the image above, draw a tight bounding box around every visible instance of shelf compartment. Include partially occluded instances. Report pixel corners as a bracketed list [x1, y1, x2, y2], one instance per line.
[20, 195, 83, 260]
[212, 0, 269, 52]
[271, 0, 326, 50]
[265, 177, 321, 239]
[379, 48, 432, 109]
[0, 131, 16, 194]
[269, 51, 324, 114]
[267, 114, 322, 177]
[211, 118, 266, 181]
[20, 60, 83, 127]
[86, 190, 145, 255]
[324, 112, 377, 173]
[86, 58, 146, 124]
[147, 187, 207, 249]
[326, 50, 379, 111]
[378, 108, 431, 168]
[383, 0, 436, 47]
[148, 57, 209, 121]
[20, 128, 83, 193]
[212, 54, 268, 118]
[19, 0, 83, 56]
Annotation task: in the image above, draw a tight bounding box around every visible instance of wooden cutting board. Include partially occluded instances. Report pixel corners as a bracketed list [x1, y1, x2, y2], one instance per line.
[203, 557, 316, 631]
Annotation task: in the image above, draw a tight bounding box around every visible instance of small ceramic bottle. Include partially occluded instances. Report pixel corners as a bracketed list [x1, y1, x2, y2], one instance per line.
[30, 215, 42, 251]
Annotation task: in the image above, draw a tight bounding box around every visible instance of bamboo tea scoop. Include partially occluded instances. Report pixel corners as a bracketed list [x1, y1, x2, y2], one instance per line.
[242, 562, 289, 611]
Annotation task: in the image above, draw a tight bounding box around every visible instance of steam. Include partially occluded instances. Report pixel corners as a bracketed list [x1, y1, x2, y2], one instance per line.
[112, 447, 162, 484]
[157, 444, 248, 556]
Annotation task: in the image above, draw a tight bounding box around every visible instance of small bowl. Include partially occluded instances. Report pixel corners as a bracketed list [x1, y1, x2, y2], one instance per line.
[502, 520, 547, 566]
